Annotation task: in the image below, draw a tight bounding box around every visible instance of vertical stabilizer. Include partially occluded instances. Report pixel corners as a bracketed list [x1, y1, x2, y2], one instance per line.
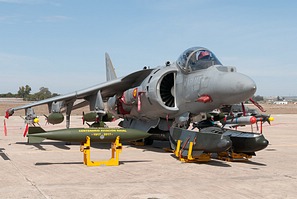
[105, 53, 117, 81]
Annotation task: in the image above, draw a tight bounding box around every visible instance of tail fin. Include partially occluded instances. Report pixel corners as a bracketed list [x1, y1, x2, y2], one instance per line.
[105, 53, 117, 81]
[28, 127, 46, 144]
[28, 127, 46, 134]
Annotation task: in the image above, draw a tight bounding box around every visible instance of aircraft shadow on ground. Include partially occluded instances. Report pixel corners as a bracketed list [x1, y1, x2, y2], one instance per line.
[16, 141, 72, 150]
[206, 159, 232, 167]
[35, 162, 82, 166]
[15, 141, 266, 166]
[35, 160, 152, 166]
[207, 159, 266, 167]
[128, 145, 171, 154]
[120, 160, 152, 165]
[0, 153, 10, 161]
[126, 140, 172, 154]
[234, 160, 267, 166]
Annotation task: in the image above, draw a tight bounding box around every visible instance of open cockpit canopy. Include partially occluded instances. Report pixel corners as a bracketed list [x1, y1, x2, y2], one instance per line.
[177, 47, 222, 72]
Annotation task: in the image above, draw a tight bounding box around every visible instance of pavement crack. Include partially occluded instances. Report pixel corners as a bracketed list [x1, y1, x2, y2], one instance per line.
[284, 175, 296, 180]
[8, 159, 50, 199]
[23, 176, 50, 199]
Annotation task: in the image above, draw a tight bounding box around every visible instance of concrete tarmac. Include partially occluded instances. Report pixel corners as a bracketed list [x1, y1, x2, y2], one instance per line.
[0, 115, 296, 199]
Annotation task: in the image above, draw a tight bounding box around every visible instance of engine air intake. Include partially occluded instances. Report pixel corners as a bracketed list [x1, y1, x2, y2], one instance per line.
[160, 73, 175, 107]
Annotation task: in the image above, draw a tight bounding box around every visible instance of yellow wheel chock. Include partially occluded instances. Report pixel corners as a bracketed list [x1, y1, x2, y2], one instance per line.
[217, 151, 252, 162]
[130, 140, 145, 146]
[81, 136, 122, 166]
[174, 140, 211, 163]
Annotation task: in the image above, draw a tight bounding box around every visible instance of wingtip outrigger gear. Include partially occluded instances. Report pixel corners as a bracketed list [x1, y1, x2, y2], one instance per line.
[5, 108, 14, 119]
[4, 108, 14, 136]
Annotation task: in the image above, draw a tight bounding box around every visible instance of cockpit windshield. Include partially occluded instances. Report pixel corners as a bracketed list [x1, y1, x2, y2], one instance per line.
[177, 47, 222, 72]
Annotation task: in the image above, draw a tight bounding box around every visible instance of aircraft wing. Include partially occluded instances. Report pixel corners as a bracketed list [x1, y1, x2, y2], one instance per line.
[6, 68, 153, 115]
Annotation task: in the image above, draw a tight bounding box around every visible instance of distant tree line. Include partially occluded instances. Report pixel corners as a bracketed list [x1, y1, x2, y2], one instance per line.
[252, 95, 264, 101]
[0, 85, 59, 101]
[243, 95, 264, 103]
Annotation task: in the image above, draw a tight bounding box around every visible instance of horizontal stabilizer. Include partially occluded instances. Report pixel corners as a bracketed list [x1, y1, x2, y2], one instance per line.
[28, 127, 46, 143]
[28, 136, 46, 144]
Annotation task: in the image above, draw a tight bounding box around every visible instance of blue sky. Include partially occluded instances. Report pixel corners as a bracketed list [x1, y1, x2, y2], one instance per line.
[0, 0, 296, 97]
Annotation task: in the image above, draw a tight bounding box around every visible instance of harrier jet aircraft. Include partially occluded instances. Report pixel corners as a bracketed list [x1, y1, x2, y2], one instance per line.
[5, 47, 257, 140]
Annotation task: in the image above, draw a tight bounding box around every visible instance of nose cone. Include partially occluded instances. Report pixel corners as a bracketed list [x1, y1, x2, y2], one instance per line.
[254, 136, 269, 152]
[229, 133, 269, 153]
[213, 72, 256, 104]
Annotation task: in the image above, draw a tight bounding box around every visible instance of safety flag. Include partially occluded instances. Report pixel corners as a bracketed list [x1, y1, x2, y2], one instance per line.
[249, 98, 266, 112]
[4, 120, 7, 136]
[23, 123, 29, 137]
[137, 94, 141, 112]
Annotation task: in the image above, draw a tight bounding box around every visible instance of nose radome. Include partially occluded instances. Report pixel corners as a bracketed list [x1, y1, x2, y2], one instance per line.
[237, 73, 257, 96]
[214, 72, 257, 104]
[235, 73, 257, 98]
